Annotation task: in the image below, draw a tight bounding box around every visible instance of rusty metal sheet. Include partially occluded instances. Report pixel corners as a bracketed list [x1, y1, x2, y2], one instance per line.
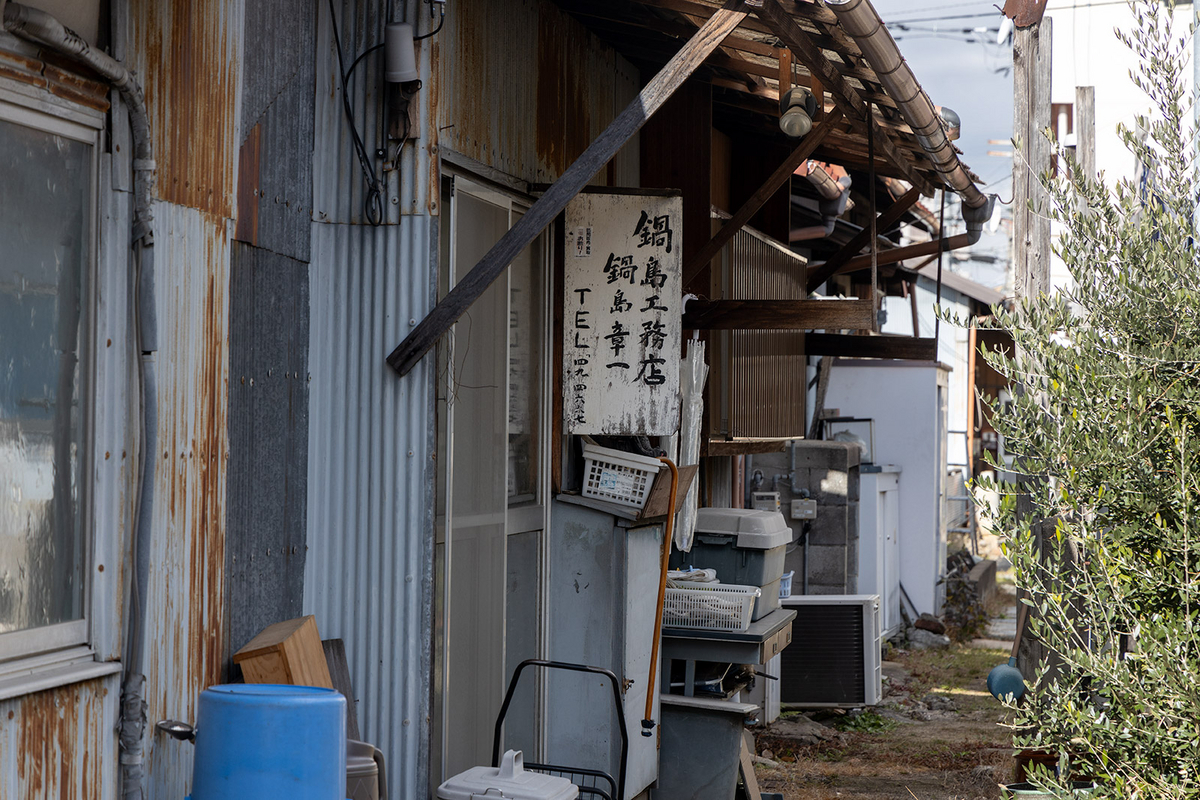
[437, 0, 634, 186]
[1002, 0, 1049, 28]
[0, 675, 120, 800]
[127, 0, 240, 217]
[140, 204, 230, 798]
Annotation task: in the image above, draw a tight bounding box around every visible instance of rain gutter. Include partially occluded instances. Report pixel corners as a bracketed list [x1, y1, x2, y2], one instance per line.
[824, 0, 995, 240]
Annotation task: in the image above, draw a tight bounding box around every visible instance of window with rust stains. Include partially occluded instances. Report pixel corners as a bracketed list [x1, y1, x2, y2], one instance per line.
[0, 97, 97, 668]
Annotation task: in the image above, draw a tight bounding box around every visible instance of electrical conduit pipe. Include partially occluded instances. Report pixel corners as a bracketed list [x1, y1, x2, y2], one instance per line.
[643, 457, 680, 737]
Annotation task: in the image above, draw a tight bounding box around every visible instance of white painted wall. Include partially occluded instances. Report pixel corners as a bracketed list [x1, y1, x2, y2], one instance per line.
[1044, 1, 1195, 290]
[824, 362, 950, 615]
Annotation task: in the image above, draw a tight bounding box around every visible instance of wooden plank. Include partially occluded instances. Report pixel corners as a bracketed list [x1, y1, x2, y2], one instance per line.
[805, 333, 939, 361]
[639, 464, 699, 519]
[387, 3, 749, 376]
[740, 731, 763, 799]
[826, 232, 972, 278]
[753, 0, 932, 195]
[704, 438, 789, 456]
[682, 299, 874, 330]
[322, 638, 362, 741]
[806, 185, 921, 290]
[682, 108, 845, 286]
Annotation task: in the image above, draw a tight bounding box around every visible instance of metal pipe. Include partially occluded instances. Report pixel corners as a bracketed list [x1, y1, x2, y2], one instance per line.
[825, 0, 988, 211]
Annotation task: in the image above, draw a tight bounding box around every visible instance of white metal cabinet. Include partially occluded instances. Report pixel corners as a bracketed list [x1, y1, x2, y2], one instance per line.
[858, 468, 901, 638]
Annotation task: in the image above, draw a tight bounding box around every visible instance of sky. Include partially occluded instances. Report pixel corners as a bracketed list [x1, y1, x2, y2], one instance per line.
[871, 0, 1017, 287]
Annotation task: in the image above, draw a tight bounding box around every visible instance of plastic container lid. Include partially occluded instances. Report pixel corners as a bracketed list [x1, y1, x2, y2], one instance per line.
[694, 508, 791, 549]
[436, 750, 578, 800]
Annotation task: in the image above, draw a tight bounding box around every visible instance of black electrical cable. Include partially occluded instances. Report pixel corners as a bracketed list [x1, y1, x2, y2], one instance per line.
[345, 42, 384, 85]
[414, 2, 445, 40]
[327, 0, 385, 226]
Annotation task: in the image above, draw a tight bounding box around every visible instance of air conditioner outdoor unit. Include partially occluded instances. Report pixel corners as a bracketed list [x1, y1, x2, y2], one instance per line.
[778, 594, 882, 708]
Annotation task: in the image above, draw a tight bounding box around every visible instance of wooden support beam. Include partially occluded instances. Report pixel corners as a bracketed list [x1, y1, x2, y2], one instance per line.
[805, 333, 938, 361]
[682, 298, 874, 330]
[805, 185, 921, 291]
[387, 2, 749, 376]
[753, 0, 931, 195]
[827, 232, 972, 276]
[682, 107, 845, 286]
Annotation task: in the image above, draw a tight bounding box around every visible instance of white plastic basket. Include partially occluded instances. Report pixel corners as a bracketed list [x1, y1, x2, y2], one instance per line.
[778, 570, 795, 599]
[662, 583, 761, 632]
[580, 443, 662, 509]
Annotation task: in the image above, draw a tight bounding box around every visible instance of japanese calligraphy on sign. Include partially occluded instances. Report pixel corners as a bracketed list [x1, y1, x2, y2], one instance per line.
[564, 192, 682, 435]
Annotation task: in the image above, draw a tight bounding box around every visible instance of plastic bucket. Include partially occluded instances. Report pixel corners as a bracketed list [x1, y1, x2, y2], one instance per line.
[190, 684, 346, 800]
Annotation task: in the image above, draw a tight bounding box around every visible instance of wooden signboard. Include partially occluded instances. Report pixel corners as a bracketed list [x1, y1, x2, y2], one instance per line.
[563, 192, 683, 435]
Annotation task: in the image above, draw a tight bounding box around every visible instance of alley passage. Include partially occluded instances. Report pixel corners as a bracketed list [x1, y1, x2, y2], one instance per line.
[753, 607, 1016, 800]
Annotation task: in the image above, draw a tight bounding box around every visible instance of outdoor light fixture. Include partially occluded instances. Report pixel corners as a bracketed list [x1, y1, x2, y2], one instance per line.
[779, 87, 818, 139]
[384, 22, 419, 83]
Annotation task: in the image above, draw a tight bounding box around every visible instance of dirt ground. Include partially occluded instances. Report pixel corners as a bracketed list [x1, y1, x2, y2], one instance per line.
[752, 636, 1016, 800]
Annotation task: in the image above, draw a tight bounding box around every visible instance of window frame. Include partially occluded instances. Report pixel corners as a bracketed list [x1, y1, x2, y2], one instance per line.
[0, 90, 106, 677]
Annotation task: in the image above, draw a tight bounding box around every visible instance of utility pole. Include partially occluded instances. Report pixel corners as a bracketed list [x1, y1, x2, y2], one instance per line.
[1009, 10, 1052, 678]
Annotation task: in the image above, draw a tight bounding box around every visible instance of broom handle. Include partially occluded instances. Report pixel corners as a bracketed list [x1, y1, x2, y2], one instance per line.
[643, 457, 679, 735]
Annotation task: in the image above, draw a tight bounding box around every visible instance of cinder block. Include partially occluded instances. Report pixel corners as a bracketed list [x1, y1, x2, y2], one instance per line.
[847, 467, 860, 502]
[791, 440, 854, 470]
[812, 469, 849, 505]
[805, 583, 846, 596]
[808, 504, 848, 546]
[805, 544, 847, 587]
[846, 502, 859, 545]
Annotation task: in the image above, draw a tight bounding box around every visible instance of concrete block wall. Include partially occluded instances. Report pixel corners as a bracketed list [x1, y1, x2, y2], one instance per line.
[748, 441, 860, 595]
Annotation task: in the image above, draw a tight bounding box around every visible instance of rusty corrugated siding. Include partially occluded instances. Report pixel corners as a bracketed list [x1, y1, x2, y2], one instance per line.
[0, 675, 120, 800]
[0, 42, 110, 112]
[127, 0, 240, 217]
[438, 0, 630, 185]
[140, 204, 231, 797]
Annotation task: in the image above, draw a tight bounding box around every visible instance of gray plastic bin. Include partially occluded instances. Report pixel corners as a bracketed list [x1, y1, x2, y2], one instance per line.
[671, 508, 791, 620]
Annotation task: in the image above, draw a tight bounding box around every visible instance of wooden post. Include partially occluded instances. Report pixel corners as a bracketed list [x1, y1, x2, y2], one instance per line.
[1011, 17, 1052, 679]
[1075, 85, 1095, 183]
[387, 2, 749, 376]
[1012, 18, 1053, 300]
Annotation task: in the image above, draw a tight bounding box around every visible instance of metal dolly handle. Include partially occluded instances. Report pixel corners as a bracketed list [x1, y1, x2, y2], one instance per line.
[492, 659, 629, 800]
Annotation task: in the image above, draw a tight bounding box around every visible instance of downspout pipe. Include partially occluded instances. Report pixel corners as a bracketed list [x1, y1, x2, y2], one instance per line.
[3, 6, 156, 800]
[791, 166, 853, 241]
[825, 0, 990, 213]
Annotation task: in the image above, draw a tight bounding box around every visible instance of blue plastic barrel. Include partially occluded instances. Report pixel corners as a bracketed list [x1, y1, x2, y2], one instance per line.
[190, 684, 346, 800]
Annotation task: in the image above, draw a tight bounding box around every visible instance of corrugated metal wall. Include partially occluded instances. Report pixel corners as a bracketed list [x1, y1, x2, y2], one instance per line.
[124, 0, 241, 794]
[306, 3, 436, 800]
[0, 675, 121, 799]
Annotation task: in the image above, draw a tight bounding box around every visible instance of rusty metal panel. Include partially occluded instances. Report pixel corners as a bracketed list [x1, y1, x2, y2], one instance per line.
[306, 217, 436, 800]
[141, 204, 231, 797]
[235, 0, 315, 259]
[127, 0, 241, 217]
[0, 674, 120, 800]
[313, 0, 434, 224]
[437, 0, 633, 186]
[711, 224, 809, 438]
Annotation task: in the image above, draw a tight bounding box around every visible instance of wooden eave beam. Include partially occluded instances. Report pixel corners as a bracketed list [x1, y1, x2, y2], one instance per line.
[753, 0, 932, 196]
[806, 185, 921, 291]
[826, 232, 972, 277]
[682, 107, 846, 287]
[805, 333, 939, 360]
[386, 2, 749, 376]
[682, 298, 874, 330]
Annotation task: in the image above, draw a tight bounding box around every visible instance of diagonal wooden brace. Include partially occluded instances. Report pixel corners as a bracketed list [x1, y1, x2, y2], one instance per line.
[681, 107, 845, 287]
[805, 185, 921, 291]
[387, 2, 749, 376]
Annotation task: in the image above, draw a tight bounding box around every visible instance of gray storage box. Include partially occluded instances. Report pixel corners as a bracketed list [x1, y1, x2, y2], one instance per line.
[671, 508, 791, 620]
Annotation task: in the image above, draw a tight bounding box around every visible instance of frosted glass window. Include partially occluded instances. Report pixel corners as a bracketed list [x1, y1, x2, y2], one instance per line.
[0, 114, 92, 637]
